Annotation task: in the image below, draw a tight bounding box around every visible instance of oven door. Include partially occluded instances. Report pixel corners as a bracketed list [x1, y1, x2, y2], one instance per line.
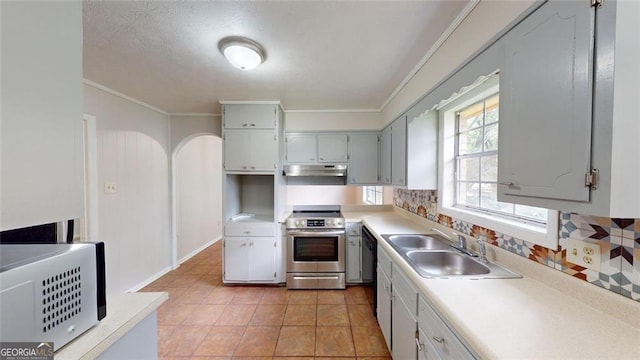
[287, 229, 345, 273]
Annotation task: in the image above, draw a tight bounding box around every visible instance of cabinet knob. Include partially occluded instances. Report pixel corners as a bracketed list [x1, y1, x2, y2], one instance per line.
[499, 182, 515, 188]
[250, 166, 256, 170]
[250, 123, 256, 127]
[319, 157, 324, 161]
[242, 166, 248, 169]
[242, 123, 248, 127]
[244, 231, 251, 234]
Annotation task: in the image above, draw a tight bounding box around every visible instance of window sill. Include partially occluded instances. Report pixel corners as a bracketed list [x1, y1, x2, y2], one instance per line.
[437, 205, 559, 249]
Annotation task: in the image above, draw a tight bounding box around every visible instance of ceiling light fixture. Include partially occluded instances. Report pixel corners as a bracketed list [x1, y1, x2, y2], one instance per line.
[218, 36, 266, 71]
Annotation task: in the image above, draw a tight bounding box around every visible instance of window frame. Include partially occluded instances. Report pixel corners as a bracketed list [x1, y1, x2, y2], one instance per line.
[437, 75, 559, 249]
[362, 186, 383, 205]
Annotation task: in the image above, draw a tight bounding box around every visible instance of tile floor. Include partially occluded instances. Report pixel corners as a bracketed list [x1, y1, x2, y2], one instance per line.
[140, 241, 391, 360]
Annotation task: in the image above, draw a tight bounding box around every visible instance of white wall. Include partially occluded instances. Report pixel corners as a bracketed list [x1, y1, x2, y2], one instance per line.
[170, 114, 221, 153]
[84, 83, 172, 295]
[382, 0, 535, 124]
[285, 111, 382, 131]
[175, 135, 222, 262]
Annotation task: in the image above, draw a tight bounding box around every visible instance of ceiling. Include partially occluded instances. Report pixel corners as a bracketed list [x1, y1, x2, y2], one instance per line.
[83, 1, 471, 114]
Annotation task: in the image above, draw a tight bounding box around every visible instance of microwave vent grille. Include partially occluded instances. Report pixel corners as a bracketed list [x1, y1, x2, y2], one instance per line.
[41, 266, 82, 333]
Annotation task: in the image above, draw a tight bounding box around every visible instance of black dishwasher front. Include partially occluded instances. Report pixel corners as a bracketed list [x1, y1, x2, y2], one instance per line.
[361, 225, 377, 316]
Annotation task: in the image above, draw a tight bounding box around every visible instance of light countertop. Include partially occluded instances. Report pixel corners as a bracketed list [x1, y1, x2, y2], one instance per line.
[55, 291, 168, 360]
[343, 208, 640, 359]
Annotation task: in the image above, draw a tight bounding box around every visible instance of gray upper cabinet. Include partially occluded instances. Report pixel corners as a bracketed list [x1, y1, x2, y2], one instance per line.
[379, 126, 392, 185]
[318, 134, 348, 163]
[498, 0, 595, 203]
[223, 103, 278, 129]
[285, 134, 317, 163]
[496, 0, 639, 217]
[381, 103, 437, 189]
[348, 133, 379, 185]
[391, 115, 407, 186]
[224, 130, 278, 172]
[285, 133, 348, 164]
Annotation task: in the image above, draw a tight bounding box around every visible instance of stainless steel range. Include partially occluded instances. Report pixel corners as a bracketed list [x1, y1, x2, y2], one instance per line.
[286, 205, 345, 289]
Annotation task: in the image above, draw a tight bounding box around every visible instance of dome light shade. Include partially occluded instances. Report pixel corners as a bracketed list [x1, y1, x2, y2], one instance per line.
[218, 36, 266, 70]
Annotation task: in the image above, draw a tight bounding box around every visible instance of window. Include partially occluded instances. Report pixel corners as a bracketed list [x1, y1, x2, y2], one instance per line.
[455, 93, 547, 224]
[363, 186, 383, 205]
[438, 74, 558, 248]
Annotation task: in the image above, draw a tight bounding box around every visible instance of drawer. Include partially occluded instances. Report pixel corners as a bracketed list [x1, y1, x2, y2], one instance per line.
[346, 222, 361, 236]
[418, 296, 475, 359]
[225, 223, 275, 237]
[377, 245, 392, 278]
[393, 267, 418, 316]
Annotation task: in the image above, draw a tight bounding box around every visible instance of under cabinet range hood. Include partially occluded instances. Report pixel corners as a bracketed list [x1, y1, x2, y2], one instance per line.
[283, 164, 347, 177]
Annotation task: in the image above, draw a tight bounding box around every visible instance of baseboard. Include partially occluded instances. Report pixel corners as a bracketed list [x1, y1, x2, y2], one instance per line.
[178, 236, 221, 265]
[127, 265, 173, 293]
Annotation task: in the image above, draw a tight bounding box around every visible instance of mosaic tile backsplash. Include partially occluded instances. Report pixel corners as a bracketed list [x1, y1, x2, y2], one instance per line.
[393, 188, 640, 301]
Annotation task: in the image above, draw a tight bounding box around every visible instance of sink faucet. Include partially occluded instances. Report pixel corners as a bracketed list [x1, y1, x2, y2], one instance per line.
[477, 239, 489, 263]
[454, 232, 467, 250]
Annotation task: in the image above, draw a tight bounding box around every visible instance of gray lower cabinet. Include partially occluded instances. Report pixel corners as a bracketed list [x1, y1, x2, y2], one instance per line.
[418, 295, 475, 359]
[223, 236, 277, 282]
[377, 245, 476, 359]
[376, 266, 392, 351]
[346, 222, 362, 283]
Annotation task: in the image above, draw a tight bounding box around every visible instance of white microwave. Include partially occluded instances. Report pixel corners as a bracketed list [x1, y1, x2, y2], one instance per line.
[0, 243, 106, 351]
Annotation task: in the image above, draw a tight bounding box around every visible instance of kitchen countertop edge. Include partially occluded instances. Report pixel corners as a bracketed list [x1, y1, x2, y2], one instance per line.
[55, 291, 168, 360]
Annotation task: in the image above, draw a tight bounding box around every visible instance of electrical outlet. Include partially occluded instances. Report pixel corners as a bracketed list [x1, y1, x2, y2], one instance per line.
[566, 238, 600, 271]
[104, 182, 117, 194]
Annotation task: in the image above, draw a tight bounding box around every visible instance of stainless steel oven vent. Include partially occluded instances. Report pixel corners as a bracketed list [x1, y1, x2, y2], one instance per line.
[41, 266, 82, 333]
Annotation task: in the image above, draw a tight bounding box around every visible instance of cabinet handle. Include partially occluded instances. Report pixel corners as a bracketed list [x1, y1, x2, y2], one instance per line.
[242, 123, 248, 127]
[415, 337, 424, 351]
[249, 241, 254, 246]
[242, 166, 248, 169]
[250, 123, 256, 127]
[319, 157, 324, 161]
[499, 182, 514, 188]
[432, 336, 445, 344]
[243, 231, 251, 235]
[241, 243, 247, 247]
[250, 166, 256, 170]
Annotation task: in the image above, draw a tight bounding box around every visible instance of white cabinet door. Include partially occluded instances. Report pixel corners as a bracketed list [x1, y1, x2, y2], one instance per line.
[348, 133, 379, 185]
[318, 134, 348, 162]
[250, 130, 278, 171]
[1, 2, 83, 231]
[498, 0, 595, 203]
[223, 104, 277, 129]
[224, 131, 252, 171]
[391, 115, 407, 186]
[249, 237, 276, 281]
[417, 328, 442, 360]
[346, 236, 361, 283]
[224, 237, 251, 281]
[285, 134, 317, 163]
[392, 294, 417, 360]
[380, 126, 392, 185]
[224, 130, 277, 171]
[377, 268, 392, 351]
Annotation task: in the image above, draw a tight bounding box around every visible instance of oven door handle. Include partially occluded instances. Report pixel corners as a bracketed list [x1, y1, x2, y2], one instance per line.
[287, 230, 345, 236]
[293, 276, 341, 280]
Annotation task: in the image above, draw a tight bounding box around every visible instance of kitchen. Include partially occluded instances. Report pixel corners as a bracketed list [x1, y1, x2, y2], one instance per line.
[1, 0, 640, 359]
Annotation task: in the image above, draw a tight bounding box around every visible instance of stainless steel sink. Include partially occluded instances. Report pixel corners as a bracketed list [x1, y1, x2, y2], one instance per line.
[381, 233, 521, 279]
[383, 234, 451, 251]
[406, 250, 490, 277]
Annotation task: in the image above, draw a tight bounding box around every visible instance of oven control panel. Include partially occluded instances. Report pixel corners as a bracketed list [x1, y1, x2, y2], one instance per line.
[287, 217, 344, 229]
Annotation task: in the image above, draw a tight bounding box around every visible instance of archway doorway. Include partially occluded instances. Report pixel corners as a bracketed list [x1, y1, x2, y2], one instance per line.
[173, 135, 222, 264]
